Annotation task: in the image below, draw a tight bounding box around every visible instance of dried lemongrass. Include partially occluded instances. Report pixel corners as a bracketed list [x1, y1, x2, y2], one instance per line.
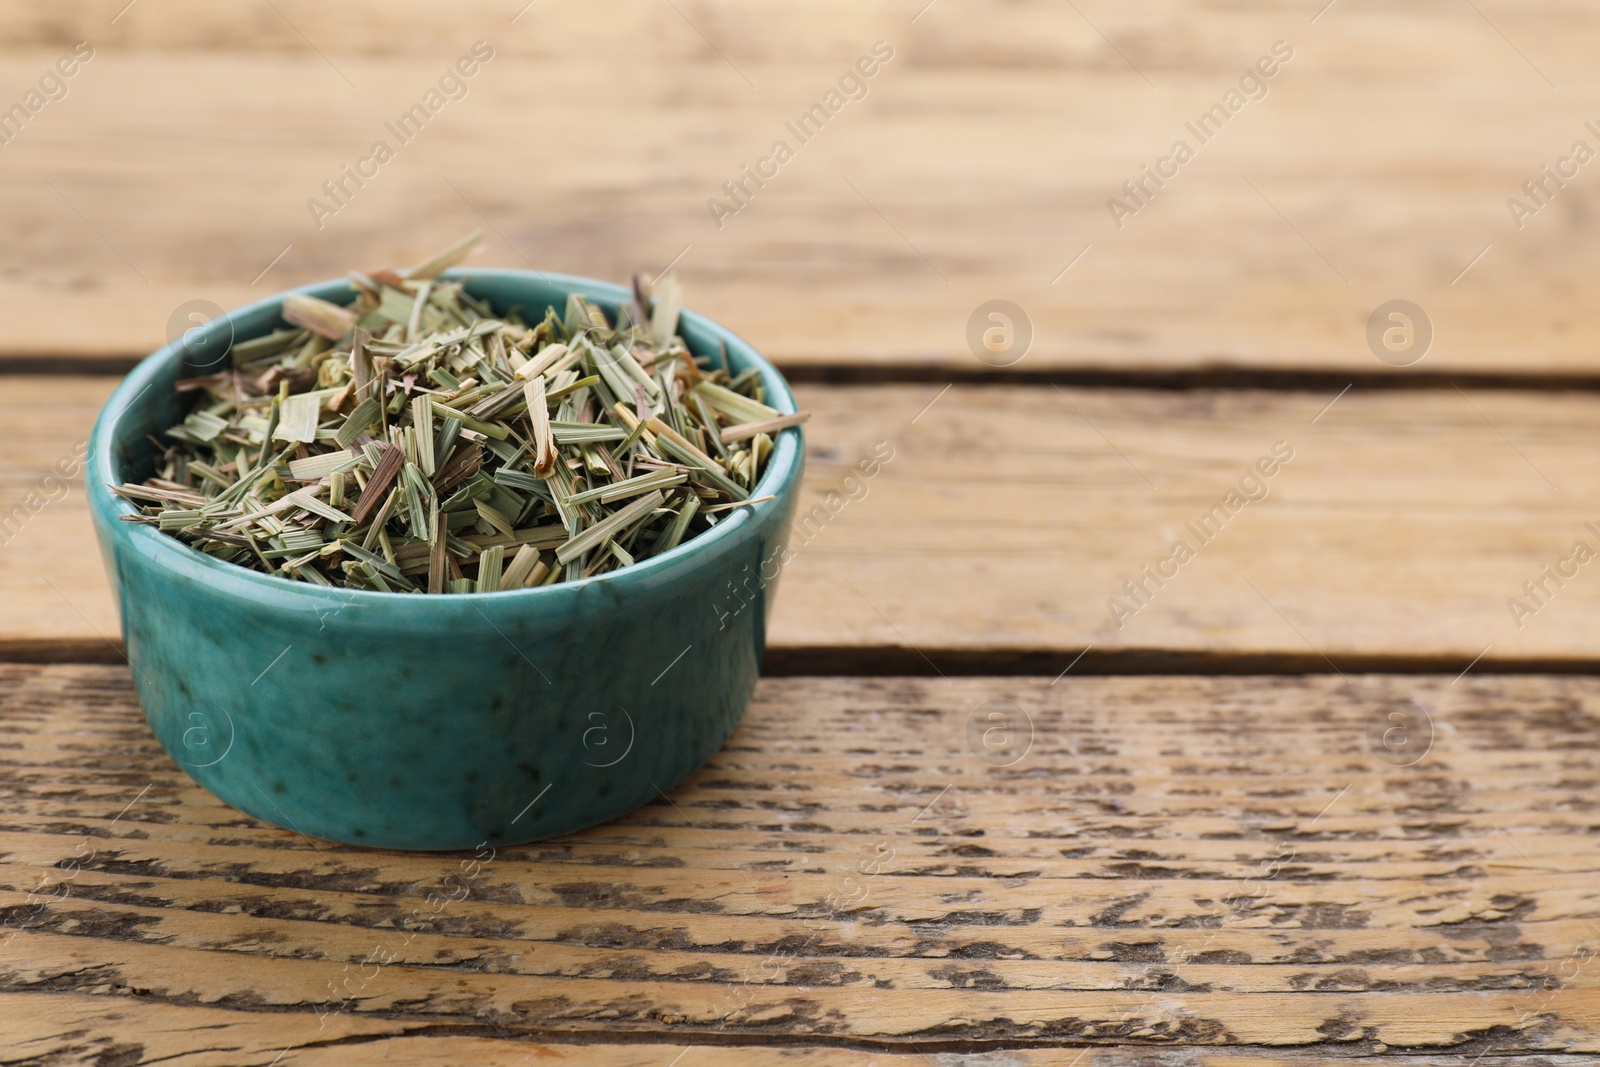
[113, 233, 804, 593]
[718, 411, 811, 443]
[283, 293, 357, 340]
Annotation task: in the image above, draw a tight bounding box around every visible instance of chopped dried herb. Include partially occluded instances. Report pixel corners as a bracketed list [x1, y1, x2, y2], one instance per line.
[114, 232, 805, 593]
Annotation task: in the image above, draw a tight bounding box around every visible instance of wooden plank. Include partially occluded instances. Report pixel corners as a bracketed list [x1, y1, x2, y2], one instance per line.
[0, 665, 1596, 1058]
[9, 377, 1600, 668]
[0, 1, 1595, 375]
[13, 998, 1575, 1067]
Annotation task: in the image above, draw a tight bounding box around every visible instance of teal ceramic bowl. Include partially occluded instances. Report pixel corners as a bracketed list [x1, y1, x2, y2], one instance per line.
[87, 269, 802, 850]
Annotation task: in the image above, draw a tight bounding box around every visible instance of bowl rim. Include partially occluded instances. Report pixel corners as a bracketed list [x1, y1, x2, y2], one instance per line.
[87, 267, 804, 605]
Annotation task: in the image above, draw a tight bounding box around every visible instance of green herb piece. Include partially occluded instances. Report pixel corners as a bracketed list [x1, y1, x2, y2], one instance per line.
[401, 461, 431, 541]
[501, 544, 543, 589]
[427, 401, 509, 441]
[427, 510, 448, 594]
[566, 467, 686, 506]
[284, 293, 358, 340]
[412, 395, 436, 476]
[555, 490, 665, 565]
[515, 341, 575, 381]
[609, 540, 635, 567]
[655, 433, 748, 501]
[286, 487, 353, 524]
[719, 411, 810, 443]
[523, 375, 556, 475]
[407, 228, 485, 280]
[179, 410, 229, 442]
[656, 494, 701, 553]
[545, 373, 600, 402]
[649, 275, 681, 347]
[287, 449, 359, 481]
[550, 422, 628, 445]
[692, 381, 779, 424]
[474, 500, 515, 538]
[339, 538, 409, 587]
[477, 544, 505, 592]
[336, 396, 381, 449]
[272, 392, 322, 444]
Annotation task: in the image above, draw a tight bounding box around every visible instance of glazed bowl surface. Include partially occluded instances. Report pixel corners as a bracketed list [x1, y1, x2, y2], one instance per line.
[86, 269, 803, 850]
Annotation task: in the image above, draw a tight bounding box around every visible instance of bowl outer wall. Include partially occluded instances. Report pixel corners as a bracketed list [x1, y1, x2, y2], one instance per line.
[86, 270, 804, 850]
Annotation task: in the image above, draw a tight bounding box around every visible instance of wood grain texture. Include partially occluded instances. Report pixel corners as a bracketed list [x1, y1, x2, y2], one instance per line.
[1, 665, 1597, 1060]
[5, 3, 1597, 1061]
[18, 998, 1588, 1067]
[10, 377, 1600, 668]
[0, 0, 1595, 375]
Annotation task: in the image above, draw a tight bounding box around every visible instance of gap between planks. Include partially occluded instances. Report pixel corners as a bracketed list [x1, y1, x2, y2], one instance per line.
[13, 354, 1600, 393]
[8, 640, 1600, 678]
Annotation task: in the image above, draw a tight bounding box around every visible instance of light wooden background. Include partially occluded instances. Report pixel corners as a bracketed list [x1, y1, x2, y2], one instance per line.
[4, 1, 1600, 1063]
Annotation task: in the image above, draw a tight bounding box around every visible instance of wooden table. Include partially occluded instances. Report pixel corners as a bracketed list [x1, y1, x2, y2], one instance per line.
[5, 2, 1600, 1062]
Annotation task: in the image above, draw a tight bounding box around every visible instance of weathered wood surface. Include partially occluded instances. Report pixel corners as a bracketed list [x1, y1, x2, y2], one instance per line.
[19, 999, 1587, 1067]
[0, 0, 1596, 376]
[3, 666, 1599, 1060]
[9, 377, 1600, 670]
[4, 1, 1598, 1061]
